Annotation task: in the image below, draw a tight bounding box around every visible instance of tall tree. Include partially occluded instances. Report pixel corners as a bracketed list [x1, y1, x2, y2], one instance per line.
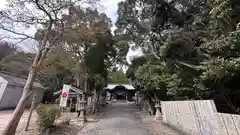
[108, 71, 129, 84]
[50, 6, 116, 113]
[119, 0, 240, 113]
[39, 47, 75, 103]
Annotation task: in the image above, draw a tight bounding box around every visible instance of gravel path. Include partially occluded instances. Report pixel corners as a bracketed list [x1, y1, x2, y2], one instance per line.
[140, 114, 181, 135]
[77, 101, 180, 135]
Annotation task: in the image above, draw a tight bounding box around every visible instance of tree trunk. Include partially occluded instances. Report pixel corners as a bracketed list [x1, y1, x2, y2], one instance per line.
[2, 49, 48, 135]
[25, 94, 37, 131]
[96, 90, 100, 112]
[92, 89, 99, 114]
[84, 73, 88, 92]
[92, 89, 96, 114]
[146, 96, 155, 116]
[84, 73, 88, 106]
[2, 70, 36, 135]
[76, 73, 80, 87]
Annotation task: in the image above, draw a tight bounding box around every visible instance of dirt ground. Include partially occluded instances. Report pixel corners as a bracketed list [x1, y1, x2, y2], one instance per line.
[0, 110, 84, 135]
[0, 103, 180, 135]
[16, 124, 82, 135]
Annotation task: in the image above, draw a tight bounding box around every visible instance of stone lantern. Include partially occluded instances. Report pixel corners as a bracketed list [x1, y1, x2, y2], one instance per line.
[79, 100, 87, 122]
[155, 100, 161, 120]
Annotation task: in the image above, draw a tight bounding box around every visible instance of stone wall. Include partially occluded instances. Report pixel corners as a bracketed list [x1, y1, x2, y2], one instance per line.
[161, 100, 240, 135]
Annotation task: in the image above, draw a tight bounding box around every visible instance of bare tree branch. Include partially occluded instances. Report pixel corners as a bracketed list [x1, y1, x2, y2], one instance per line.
[0, 27, 35, 39]
[35, 0, 53, 21]
[37, 19, 65, 67]
[0, 13, 47, 25]
[12, 37, 29, 45]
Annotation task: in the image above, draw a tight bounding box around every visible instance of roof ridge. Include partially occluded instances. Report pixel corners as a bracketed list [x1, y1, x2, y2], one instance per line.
[0, 71, 44, 88]
[108, 83, 132, 85]
[0, 70, 27, 79]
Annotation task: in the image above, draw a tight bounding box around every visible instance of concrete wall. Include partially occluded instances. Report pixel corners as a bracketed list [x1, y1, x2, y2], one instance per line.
[161, 100, 240, 135]
[0, 84, 44, 110]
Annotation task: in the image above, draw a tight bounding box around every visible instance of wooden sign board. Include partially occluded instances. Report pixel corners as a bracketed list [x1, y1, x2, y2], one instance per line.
[60, 84, 71, 107]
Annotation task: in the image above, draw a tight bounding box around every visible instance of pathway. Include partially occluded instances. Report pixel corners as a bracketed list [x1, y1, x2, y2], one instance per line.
[77, 101, 180, 135]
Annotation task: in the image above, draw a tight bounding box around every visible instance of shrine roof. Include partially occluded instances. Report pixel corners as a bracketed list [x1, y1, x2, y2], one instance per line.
[104, 84, 135, 90]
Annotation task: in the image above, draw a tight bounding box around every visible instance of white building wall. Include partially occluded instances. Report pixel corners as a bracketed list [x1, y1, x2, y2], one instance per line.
[0, 85, 23, 109]
[0, 76, 8, 101]
[0, 84, 44, 110]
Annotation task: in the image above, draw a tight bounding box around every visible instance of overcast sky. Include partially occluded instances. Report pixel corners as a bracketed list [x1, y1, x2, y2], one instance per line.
[0, 0, 142, 64]
[0, 0, 122, 31]
[0, 0, 6, 9]
[101, 0, 123, 30]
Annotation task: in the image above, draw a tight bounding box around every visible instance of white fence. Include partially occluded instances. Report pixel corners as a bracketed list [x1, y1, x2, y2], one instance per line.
[161, 100, 240, 135]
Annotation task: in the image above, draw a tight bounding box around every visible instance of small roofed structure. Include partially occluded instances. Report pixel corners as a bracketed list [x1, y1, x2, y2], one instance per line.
[104, 84, 136, 101]
[53, 85, 93, 112]
[104, 84, 135, 90]
[0, 72, 44, 110]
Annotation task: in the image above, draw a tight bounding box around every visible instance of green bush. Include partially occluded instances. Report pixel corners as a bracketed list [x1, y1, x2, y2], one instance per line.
[36, 104, 61, 132]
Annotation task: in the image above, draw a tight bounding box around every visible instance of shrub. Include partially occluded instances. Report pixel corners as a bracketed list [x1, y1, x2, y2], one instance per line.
[36, 104, 61, 132]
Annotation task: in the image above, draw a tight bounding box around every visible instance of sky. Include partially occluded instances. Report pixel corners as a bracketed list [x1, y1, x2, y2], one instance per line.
[0, 0, 142, 64]
[101, 0, 123, 31]
[0, 0, 6, 9]
[0, 0, 122, 33]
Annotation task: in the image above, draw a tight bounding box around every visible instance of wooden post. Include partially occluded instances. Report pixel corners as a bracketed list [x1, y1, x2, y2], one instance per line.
[70, 97, 73, 112]
[76, 95, 79, 112]
[135, 92, 138, 104]
[25, 93, 36, 131]
[126, 93, 128, 102]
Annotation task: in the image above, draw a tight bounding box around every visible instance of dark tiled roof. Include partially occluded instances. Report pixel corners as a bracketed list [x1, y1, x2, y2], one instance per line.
[104, 84, 135, 90]
[0, 72, 43, 88]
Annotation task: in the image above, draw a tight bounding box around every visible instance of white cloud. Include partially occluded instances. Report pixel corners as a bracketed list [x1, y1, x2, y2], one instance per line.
[101, 0, 123, 24]
[126, 46, 144, 64]
[0, 0, 7, 9]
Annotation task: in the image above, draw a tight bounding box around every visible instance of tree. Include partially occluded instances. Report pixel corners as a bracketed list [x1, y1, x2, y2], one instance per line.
[119, 0, 240, 113]
[0, 52, 34, 76]
[108, 71, 128, 84]
[117, 0, 206, 89]
[126, 55, 169, 113]
[0, 42, 29, 77]
[0, 0, 97, 134]
[85, 31, 116, 113]
[48, 6, 117, 113]
[210, 0, 240, 33]
[0, 42, 18, 62]
[39, 47, 75, 103]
